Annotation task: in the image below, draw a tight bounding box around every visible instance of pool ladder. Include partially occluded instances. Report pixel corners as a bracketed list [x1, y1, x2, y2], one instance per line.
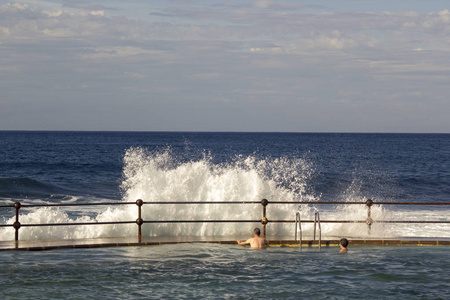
[295, 210, 322, 250]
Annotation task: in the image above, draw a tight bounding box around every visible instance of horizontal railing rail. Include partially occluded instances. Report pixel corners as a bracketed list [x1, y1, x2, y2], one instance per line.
[1, 199, 449, 249]
[0, 202, 136, 208]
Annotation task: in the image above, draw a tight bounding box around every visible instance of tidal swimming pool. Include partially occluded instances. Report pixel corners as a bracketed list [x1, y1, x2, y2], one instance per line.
[1, 244, 449, 299]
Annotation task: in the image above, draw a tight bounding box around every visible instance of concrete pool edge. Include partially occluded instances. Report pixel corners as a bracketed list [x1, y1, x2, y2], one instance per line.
[1, 236, 450, 251]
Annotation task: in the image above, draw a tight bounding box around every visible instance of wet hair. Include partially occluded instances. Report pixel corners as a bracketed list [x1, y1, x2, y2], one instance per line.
[254, 228, 261, 236]
[340, 238, 348, 248]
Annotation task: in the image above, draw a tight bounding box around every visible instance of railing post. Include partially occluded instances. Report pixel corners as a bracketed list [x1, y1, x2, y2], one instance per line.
[366, 199, 373, 235]
[136, 199, 144, 243]
[261, 199, 269, 238]
[13, 202, 21, 248]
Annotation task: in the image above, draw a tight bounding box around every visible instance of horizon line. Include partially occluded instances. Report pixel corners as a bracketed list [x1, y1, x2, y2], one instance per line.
[1, 130, 449, 135]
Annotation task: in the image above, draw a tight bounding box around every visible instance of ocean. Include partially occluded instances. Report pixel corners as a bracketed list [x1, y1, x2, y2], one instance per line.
[0, 131, 449, 298]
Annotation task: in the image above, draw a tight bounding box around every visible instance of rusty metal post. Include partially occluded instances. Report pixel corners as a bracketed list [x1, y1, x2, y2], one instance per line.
[136, 199, 144, 243]
[13, 202, 21, 247]
[366, 199, 373, 235]
[261, 199, 269, 238]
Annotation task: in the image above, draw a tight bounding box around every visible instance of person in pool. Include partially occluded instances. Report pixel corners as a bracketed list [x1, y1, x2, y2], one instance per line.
[339, 238, 348, 253]
[237, 228, 267, 249]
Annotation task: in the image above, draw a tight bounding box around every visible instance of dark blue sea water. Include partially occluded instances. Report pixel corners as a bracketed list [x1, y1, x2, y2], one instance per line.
[1, 131, 449, 204]
[1, 131, 449, 239]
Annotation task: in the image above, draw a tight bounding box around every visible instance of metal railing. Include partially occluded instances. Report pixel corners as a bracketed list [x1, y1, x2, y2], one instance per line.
[1, 199, 449, 248]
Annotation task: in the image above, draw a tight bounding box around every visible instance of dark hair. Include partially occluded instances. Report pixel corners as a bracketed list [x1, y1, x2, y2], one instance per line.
[340, 238, 348, 247]
[254, 228, 261, 236]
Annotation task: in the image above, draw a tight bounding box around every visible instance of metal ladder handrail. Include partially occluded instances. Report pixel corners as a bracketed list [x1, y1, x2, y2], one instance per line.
[295, 211, 302, 249]
[314, 211, 322, 250]
[295, 210, 322, 250]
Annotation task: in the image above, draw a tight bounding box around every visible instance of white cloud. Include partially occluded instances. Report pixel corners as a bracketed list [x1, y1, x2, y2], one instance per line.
[314, 36, 357, 50]
[41, 28, 71, 37]
[0, 25, 10, 34]
[80, 47, 168, 60]
[438, 9, 450, 23]
[123, 72, 148, 79]
[44, 10, 64, 17]
[90, 10, 105, 17]
[3, 3, 29, 10]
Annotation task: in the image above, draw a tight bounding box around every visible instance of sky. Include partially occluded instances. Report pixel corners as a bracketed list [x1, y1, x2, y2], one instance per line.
[1, 0, 449, 133]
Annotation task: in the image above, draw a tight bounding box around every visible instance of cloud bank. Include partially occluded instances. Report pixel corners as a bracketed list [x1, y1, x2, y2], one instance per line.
[1, 1, 449, 132]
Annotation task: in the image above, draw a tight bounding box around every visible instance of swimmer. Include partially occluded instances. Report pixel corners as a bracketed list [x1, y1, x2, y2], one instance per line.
[339, 238, 348, 253]
[237, 228, 267, 249]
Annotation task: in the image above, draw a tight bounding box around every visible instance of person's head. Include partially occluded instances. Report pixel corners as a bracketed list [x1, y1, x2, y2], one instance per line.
[340, 238, 348, 248]
[254, 228, 261, 236]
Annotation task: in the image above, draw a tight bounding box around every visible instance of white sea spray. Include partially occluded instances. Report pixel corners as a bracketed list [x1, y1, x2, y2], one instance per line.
[1, 147, 448, 240]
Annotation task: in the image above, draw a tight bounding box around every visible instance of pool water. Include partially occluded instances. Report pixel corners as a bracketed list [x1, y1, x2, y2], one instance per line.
[1, 244, 449, 299]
